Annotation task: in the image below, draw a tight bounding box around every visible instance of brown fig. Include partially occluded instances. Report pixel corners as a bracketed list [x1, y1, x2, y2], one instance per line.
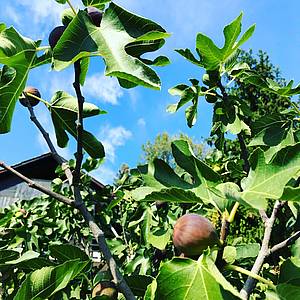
[92, 282, 117, 299]
[86, 6, 103, 27]
[173, 213, 220, 257]
[48, 25, 66, 49]
[19, 86, 41, 107]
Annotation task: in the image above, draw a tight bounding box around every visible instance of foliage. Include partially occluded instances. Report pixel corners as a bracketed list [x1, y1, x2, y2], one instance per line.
[0, 1, 300, 300]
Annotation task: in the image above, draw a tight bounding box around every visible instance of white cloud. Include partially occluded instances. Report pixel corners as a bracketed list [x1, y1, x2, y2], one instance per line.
[5, 6, 20, 25]
[99, 125, 132, 163]
[137, 118, 146, 127]
[83, 74, 123, 105]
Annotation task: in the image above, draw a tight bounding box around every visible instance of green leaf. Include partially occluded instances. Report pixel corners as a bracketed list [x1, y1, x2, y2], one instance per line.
[0, 27, 38, 133]
[48, 91, 105, 158]
[0, 250, 19, 264]
[281, 186, 300, 202]
[235, 243, 260, 260]
[53, 3, 169, 89]
[155, 256, 241, 300]
[79, 57, 90, 85]
[148, 228, 171, 250]
[14, 259, 90, 300]
[141, 56, 170, 67]
[82, 0, 111, 10]
[241, 144, 300, 209]
[49, 244, 89, 263]
[132, 187, 202, 204]
[125, 275, 153, 297]
[195, 13, 255, 70]
[196, 33, 222, 70]
[276, 284, 300, 300]
[279, 257, 300, 284]
[175, 48, 202, 66]
[4, 250, 39, 265]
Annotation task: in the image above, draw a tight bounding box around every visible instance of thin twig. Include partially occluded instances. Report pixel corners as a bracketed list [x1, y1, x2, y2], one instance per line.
[268, 231, 300, 256]
[240, 201, 284, 299]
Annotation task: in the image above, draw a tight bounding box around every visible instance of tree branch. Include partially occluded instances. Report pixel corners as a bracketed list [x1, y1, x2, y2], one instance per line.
[268, 231, 300, 256]
[72, 60, 84, 192]
[240, 201, 285, 299]
[0, 162, 73, 206]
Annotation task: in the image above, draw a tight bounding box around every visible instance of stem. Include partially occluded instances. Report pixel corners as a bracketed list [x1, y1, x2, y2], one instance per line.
[36, 46, 50, 52]
[228, 202, 240, 223]
[25, 92, 49, 107]
[291, 101, 300, 115]
[72, 60, 84, 193]
[66, 0, 77, 15]
[268, 231, 300, 255]
[237, 133, 250, 173]
[225, 265, 276, 290]
[240, 201, 284, 299]
[71, 60, 135, 299]
[216, 213, 229, 268]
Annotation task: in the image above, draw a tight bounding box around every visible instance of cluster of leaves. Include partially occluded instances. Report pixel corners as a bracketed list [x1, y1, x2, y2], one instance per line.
[0, 1, 300, 300]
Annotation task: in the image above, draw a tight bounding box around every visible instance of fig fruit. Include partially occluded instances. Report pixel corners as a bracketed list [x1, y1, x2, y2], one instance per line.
[48, 26, 66, 49]
[205, 92, 218, 103]
[202, 71, 219, 87]
[92, 282, 117, 299]
[173, 213, 220, 256]
[19, 86, 41, 107]
[86, 6, 103, 27]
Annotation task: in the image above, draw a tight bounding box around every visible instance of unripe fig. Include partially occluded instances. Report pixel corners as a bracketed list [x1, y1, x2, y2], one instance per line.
[61, 8, 74, 26]
[173, 213, 220, 256]
[202, 73, 211, 86]
[86, 6, 103, 27]
[48, 25, 66, 49]
[205, 92, 218, 104]
[19, 86, 41, 107]
[202, 71, 219, 87]
[92, 282, 117, 299]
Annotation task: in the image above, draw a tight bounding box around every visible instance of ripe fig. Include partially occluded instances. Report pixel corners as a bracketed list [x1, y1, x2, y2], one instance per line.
[173, 213, 220, 257]
[48, 25, 66, 49]
[92, 282, 117, 299]
[86, 6, 103, 27]
[61, 8, 74, 26]
[19, 86, 41, 107]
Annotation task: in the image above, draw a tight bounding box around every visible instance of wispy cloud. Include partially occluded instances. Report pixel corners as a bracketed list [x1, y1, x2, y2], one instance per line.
[137, 118, 146, 127]
[83, 74, 124, 105]
[90, 165, 116, 185]
[99, 125, 132, 163]
[4, 6, 20, 25]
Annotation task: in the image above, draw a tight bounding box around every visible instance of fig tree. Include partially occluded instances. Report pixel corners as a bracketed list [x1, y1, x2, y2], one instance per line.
[19, 86, 41, 107]
[202, 71, 219, 87]
[48, 26, 66, 49]
[173, 213, 220, 256]
[86, 6, 103, 27]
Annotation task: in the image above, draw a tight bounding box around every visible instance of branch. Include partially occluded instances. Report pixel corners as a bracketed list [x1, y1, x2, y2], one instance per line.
[72, 60, 84, 194]
[0, 162, 135, 299]
[268, 231, 300, 256]
[0, 162, 73, 206]
[240, 201, 284, 299]
[237, 133, 250, 173]
[71, 60, 135, 299]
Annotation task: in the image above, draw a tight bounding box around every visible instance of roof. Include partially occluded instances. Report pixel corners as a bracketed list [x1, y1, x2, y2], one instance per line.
[0, 152, 105, 192]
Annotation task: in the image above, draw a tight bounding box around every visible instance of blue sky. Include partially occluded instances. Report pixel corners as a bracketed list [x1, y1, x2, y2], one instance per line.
[0, 0, 299, 183]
